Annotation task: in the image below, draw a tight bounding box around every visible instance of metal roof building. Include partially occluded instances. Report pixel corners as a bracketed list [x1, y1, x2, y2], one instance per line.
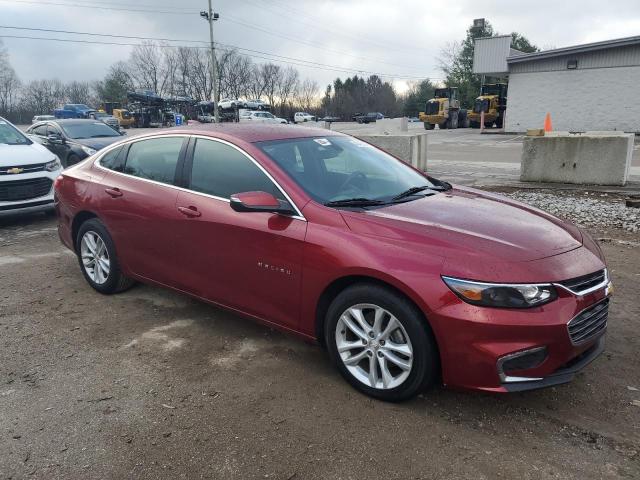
[474, 35, 640, 133]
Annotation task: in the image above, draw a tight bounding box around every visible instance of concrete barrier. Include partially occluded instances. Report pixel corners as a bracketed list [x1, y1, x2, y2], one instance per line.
[377, 117, 408, 133]
[296, 120, 330, 129]
[520, 133, 633, 186]
[354, 132, 428, 171]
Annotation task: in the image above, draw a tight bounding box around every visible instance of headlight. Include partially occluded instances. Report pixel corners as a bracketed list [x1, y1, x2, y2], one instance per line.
[442, 276, 557, 309]
[81, 145, 97, 156]
[44, 158, 61, 171]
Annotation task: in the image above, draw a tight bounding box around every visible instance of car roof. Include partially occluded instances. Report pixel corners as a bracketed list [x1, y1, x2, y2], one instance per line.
[145, 124, 342, 143]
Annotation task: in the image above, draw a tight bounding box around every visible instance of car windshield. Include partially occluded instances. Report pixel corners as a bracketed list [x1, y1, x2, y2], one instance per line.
[256, 136, 439, 206]
[61, 122, 120, 139]
[0, 120, 32, 145]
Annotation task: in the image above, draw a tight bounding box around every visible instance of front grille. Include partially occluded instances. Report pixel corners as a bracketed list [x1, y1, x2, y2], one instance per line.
[559, 269, 607, 294]
[0, 163, 47, 175]
[568, 298, 609, 344]
[0, 177, 53, 202]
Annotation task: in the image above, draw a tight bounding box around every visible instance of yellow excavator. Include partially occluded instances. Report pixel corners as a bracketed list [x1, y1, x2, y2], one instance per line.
[419, 87, 468, 130]
[468, 83, 507, 128]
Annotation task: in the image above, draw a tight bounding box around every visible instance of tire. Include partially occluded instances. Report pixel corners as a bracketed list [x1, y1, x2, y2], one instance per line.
[325, 283, 438, 402]
[449, 110, 459, 129]
[424, 122, 434, 130]
[76, 218, 135, 294]
[470, 121, 480, 129]
[438, 121, 447, 130]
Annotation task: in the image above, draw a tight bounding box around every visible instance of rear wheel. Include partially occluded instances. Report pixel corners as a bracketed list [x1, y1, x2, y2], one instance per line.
[325, 284, 438, 401]
[76, 218, 135, 294]
[424, 122, 434, 130]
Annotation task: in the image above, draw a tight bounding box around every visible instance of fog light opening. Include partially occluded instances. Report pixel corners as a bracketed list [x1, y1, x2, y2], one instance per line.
[497, 346, 548, 383]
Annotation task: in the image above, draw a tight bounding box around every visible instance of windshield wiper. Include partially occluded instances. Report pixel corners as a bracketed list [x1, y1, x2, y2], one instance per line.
[91, 134, 117, 138]
[325, 198, 385, 207]
[392, 185, 433, 201]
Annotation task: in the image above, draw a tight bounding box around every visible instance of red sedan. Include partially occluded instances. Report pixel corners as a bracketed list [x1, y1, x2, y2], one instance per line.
[54, 125, 612, 401]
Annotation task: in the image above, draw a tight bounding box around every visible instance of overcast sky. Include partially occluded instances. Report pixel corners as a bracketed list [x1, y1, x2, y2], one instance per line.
[2, 0, 640, 93]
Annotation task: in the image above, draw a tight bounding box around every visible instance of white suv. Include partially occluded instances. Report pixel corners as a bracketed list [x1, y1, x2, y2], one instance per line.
[0, 117, 62, 216]
[294, 112, 316, 123]
[239, 111, 288, 124]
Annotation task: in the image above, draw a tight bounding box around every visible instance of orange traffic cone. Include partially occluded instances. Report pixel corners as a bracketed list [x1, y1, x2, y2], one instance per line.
[544, 112, 553, 132]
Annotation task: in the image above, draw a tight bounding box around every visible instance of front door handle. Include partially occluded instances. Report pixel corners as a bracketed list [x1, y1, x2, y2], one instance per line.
[177, 206, 201, 218]
[105, 187, 123, 198]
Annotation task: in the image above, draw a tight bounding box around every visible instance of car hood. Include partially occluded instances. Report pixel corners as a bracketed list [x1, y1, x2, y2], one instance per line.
[0, 142, 56, 166]
[71, 137, 122, 150]
[340, 187, 583, 262]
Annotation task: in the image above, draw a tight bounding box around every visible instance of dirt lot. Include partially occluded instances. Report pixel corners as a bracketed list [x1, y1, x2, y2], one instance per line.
[1, 197, 639, 479]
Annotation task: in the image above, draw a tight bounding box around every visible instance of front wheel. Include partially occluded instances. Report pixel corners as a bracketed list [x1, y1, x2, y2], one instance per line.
[325, 284, 438, 401]
[76, 218, 135, 294]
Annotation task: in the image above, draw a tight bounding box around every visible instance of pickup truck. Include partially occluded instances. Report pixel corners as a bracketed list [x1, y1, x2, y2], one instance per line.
[53, 104, 96, 119]
[354, 112, 384, 124]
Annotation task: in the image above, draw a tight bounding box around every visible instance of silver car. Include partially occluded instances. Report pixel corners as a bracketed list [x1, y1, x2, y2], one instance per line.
[89, 112, 120, 131]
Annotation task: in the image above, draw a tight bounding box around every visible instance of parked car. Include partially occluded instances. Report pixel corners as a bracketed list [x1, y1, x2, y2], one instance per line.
[239, 111, 288, 124]
[245, 99, 270, 110]
[32, 114, 56, 124]
[89, 111, 120, 130]
[354, 112, 384, 124]
[53, 104, 96, 119]
[55, 125, 610, 401]
[293, 112, 316, 123]
[0, 116, 62, 217]
[26, 119, 124, 167]
[318, 116, 340, 123]
[218, 98, 242, 109]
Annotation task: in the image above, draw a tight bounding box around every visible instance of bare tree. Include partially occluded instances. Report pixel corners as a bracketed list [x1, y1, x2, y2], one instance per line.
[19, 79, 66, 115]
[128, 42, 167, 95]
[220, 51, 253, 100]
[276, 66, 299, 115]
[66, 81, 94, 105]
[295, 78, 319, 111]
[0, 40, 21, 116]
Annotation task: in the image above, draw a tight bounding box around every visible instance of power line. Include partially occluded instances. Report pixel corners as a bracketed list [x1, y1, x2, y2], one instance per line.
[0, 33, 434, 80]
[2, 0, 436, 76]
[0, 0, 198, 14]
[248, 0, 429, 54]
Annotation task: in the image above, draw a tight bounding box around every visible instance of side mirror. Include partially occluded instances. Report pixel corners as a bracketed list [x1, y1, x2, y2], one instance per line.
[230, 191, 295, 215]
[47, 134, 63, 144]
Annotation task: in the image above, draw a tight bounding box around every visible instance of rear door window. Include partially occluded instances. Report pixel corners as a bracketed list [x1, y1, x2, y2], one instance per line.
[100, 146, 124, 172]
[188, 138, 282, 200]
[123, 137, 184, 185]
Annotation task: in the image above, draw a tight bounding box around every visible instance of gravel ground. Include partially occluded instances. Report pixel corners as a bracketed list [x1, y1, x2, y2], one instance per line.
[503, 191, 640, 234]
[1, 194, 639, 479]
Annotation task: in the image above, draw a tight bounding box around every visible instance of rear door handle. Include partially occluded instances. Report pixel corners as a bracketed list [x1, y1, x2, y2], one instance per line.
[177, 206, 201, 218]
[105, 187, 123, 198]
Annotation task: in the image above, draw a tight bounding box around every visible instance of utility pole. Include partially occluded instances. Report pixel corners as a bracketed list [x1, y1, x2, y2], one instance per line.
[201, 1, 220, 122]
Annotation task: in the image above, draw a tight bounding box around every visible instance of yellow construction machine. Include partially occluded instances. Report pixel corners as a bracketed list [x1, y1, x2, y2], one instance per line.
[468, 83, 507, 128]
[419, 87, 468, 130]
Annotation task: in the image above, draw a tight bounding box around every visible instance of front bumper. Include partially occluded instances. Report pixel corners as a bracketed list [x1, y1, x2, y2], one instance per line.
[0, 170, 60, 217]
[431, 284, 609, 393]
[502, 336, 605, 392]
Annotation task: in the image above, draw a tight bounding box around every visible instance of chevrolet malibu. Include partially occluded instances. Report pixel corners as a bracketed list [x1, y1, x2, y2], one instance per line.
[54, 125, 611, 401]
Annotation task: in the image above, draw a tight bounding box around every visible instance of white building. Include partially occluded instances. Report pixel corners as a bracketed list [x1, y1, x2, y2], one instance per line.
[473, 35, 640, 133]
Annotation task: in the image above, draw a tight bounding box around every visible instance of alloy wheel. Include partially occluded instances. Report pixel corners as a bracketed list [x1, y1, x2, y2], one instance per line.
[335, 303, 413, 390]
[80, 231, 110, 285]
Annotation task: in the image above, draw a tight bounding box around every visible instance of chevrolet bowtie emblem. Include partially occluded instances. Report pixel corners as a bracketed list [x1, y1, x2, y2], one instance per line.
[7, 167, 24, 174]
